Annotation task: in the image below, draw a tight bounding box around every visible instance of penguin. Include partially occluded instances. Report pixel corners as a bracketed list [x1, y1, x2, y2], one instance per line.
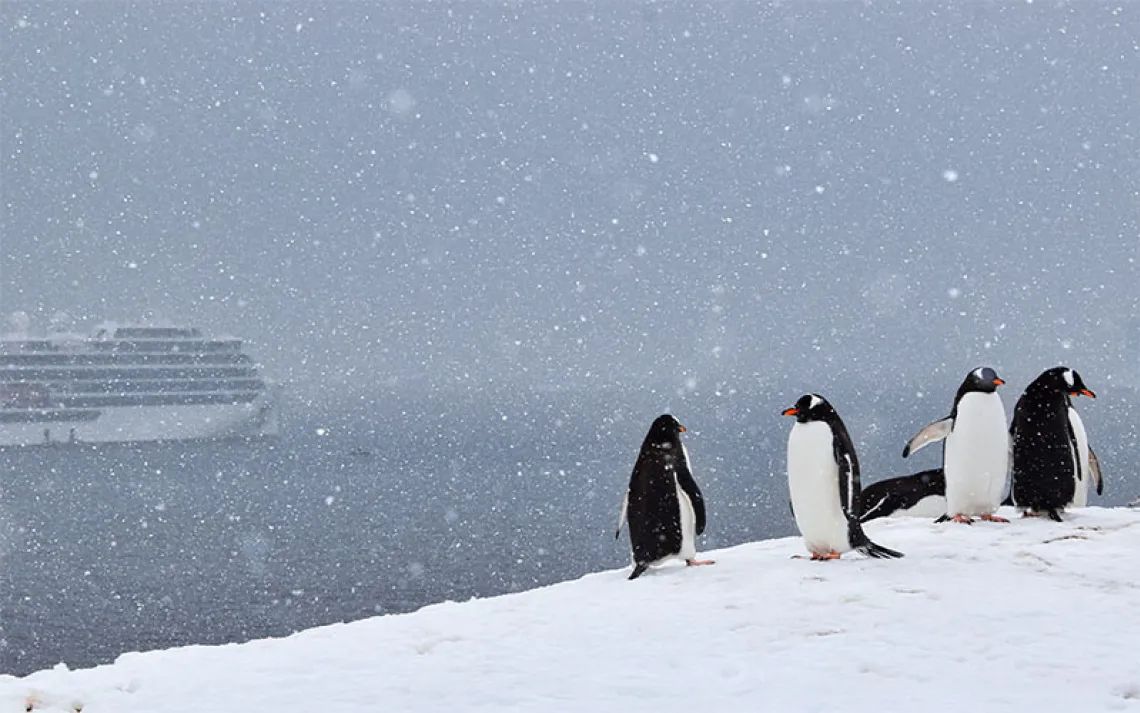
[1066, 404, 1104, 508]
[859, 469, 947, 522]
[783, 394, 903, 560]
[615, 414, 714, 580]
[902, 366, 1009, 524]
[1009, 367, 1097, 521]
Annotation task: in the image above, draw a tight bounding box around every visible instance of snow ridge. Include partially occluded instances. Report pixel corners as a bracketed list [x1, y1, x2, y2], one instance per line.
[6, 507, 1140, 712]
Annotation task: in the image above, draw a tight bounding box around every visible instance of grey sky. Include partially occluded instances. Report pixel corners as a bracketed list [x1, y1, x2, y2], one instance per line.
[2, 2, 1137, 402]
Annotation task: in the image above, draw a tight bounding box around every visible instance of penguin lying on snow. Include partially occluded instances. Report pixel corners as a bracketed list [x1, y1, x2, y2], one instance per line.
[1010, 366, 1098, 521]
[615, 414, 714, 580]
[859, 469, 947, 522]
[903, 366, 1009, 524]
[783, 394, 903, 560]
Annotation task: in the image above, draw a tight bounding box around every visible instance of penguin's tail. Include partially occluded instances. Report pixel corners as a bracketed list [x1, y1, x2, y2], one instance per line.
[628, 562, 650, 580]
[857, 539, 904, 559]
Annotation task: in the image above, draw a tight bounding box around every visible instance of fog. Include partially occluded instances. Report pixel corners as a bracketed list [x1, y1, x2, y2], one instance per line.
[4, 2, 1136, 403]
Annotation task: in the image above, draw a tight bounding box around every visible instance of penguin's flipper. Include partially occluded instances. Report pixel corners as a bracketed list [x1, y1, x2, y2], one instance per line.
[628, 562, 650, 580]
[832, 429, 862, 521]
[1089, 447, 1104, 496]
[675, 460, 707, 536]
[859, 492, 891, 523]
[902, 417, 953, 458]
[614, 493, 628, 539]
[1047, 509, 1064, 523]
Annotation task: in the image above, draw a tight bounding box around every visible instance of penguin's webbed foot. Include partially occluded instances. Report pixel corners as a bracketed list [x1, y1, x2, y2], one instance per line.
[685, 558, 715, 567]
[950, 514, 975, 525]
[809, 551, 841, 561]
[980, 513, 1009, 523]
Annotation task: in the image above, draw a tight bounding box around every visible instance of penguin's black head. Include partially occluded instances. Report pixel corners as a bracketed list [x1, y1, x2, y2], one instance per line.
[1038, 366, 1096, 399]
[644, 414, 686, 447]
[781, 394, 835, 424]
[961, 366, 1005, 394]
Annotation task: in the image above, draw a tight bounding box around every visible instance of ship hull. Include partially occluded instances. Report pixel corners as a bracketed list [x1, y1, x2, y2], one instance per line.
[0, 391, 278, 447]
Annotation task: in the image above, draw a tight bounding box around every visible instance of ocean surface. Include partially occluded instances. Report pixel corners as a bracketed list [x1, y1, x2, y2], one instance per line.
[0, 387, 797, 676]
[0, 384, 1132, 677]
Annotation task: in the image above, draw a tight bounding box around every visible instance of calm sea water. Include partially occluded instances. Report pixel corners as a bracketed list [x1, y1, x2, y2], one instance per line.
[0, 389, 795, 676]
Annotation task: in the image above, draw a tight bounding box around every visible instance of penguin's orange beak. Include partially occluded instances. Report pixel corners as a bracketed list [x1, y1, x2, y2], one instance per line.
[993, 378, 1005, 386]
[1073, 389, 1096, 398]
[678, 425, 687, 432]
[782, 407, 799, 417]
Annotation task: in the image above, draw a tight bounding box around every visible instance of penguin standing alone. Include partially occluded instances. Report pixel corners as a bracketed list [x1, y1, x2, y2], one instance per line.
[783, 394, 903, 560]
[902, 367, 1009, 524]
[615, 414, 714, 580]
[1009, 366, 1097, 521]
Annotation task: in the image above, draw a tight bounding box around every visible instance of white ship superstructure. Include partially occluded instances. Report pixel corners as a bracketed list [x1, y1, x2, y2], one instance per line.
[0, 318, 278, 447]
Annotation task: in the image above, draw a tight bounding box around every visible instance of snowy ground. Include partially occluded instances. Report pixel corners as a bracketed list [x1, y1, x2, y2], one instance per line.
[6, 506, 1140, 712]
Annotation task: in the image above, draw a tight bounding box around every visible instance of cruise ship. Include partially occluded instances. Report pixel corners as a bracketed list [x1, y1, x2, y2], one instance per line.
[0, 316, 279, 447]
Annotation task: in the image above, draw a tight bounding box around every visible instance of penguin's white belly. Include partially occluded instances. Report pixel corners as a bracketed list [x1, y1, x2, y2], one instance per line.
[944, 392, 1009, 516]
[787, 422, 851, 554]
[676, 479, 697, 561]
[1068, 407, 1090, 508]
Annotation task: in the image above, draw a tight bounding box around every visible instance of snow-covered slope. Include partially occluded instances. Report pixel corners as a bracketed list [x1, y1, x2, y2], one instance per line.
[7, 507, 1140, 712]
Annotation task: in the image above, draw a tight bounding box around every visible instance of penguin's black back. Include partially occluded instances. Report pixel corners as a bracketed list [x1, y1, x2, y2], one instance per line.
[860, 469, 945, 522]
[1010, 379, 1077, 513]
[624, 416, 700, 569]
[626, 446, 683, 566]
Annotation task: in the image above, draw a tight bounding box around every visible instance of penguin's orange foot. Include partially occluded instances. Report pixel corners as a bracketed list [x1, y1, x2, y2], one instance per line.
[686, 558, 715, 566]
[810, 551, 841, 561]
[980, 513, 1009, 523]
[951, 514, 974, 524]
[1022, 511, 1041, 519]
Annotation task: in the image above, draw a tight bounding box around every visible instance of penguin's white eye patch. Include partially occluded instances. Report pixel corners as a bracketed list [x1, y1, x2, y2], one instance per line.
[809, 395, 822, 410]
[1063, 370, 1075, 387]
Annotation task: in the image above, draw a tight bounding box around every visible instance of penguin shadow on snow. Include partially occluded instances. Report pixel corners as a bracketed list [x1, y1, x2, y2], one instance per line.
[614, 414, 715, 580]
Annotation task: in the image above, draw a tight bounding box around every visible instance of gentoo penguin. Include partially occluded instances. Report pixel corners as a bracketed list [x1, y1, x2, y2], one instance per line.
[903, 366, 1009, 524]
[1009, 367, 1097, 521]
[783, 394, 903, 560]
[615, 414, 714, 580]
[860, 469, 947, 522]
[1066, 404, 1104, 508]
